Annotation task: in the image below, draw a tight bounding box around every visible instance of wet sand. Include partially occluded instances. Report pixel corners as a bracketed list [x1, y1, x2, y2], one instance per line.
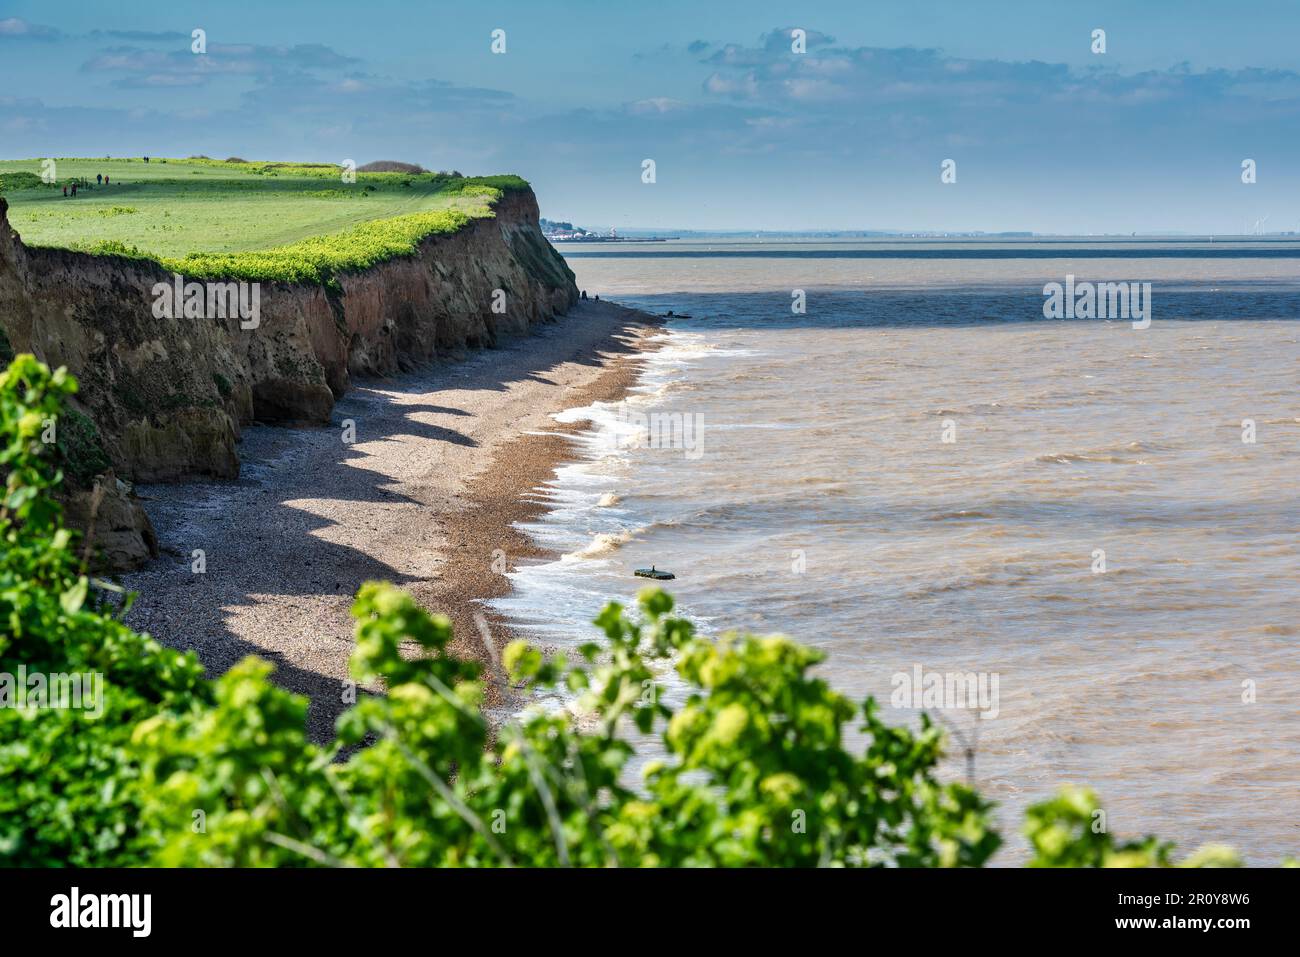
[122, 301, 660, 739]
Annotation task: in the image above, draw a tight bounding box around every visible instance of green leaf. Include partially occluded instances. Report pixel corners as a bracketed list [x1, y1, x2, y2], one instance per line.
[60, 576, 89, 615]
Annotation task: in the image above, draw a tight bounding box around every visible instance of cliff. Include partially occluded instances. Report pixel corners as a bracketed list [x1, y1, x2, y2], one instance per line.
[0, 187, 578, 566]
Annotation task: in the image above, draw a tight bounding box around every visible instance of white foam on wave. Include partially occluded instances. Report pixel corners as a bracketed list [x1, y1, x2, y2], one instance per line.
[564, 529, 634, 560]
[489, 326, 711, 649]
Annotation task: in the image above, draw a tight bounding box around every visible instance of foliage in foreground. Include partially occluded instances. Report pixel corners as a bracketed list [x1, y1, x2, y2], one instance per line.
[0, 356, 1271, 867]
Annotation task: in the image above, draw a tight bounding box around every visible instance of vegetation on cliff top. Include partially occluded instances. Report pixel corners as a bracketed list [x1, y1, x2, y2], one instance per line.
[2, 355, 1280, 868]
[0, 157, 531, 282]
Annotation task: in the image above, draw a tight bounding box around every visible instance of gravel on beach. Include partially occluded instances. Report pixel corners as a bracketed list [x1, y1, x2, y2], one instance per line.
[122, 301, 661, 740]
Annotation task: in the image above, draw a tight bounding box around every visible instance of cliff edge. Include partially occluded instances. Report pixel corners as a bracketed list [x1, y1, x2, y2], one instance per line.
[0, 187, 578, 566]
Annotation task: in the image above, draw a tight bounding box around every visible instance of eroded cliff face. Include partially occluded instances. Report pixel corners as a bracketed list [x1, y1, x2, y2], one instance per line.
[0, 189, 576, 480]
[0, 187, 577, 566]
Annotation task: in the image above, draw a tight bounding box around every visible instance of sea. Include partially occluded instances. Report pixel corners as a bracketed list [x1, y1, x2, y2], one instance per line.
[490, 238, 1300, 863]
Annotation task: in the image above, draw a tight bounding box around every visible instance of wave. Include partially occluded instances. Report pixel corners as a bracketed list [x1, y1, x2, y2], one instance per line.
[563, 530, 634, 560]
[1034, 440, 1172, 465]
[902, 566, 1036, 599]
[1036, 452, 1128, 464]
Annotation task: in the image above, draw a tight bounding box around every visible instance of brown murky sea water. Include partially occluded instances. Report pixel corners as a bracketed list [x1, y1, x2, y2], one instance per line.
[495, 240, 1299, 863]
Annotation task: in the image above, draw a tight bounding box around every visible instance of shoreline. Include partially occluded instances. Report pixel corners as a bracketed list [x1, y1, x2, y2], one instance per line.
[419, 312, 664, 720]
[122, 301, 662, 739]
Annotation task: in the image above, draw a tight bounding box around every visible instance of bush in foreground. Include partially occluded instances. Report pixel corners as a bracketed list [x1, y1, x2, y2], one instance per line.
[0, 356, 1272, 867]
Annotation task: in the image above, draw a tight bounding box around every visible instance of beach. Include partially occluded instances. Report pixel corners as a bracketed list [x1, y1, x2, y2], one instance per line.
[122, 300, 660, 740]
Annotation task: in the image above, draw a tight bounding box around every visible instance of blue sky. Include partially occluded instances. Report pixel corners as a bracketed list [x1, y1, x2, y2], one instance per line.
[2, 0, 1298, 233]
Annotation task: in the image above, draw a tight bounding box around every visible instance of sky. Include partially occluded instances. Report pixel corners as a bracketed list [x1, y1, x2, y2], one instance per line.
[2, 0, 1299, 233]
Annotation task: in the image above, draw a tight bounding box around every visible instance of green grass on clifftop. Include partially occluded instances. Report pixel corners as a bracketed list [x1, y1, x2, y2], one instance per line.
[0, 157, 530, 283]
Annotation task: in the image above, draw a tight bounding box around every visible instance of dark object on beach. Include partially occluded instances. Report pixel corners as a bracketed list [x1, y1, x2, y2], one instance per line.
[635, 566, 675, 581]
[581, 290, 588, 300]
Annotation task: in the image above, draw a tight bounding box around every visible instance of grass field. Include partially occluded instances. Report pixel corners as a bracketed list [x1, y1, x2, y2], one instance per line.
[0, 157, 528, 283]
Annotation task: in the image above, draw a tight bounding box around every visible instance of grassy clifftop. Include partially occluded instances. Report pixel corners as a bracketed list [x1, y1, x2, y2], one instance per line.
[0, 157, 531, 283]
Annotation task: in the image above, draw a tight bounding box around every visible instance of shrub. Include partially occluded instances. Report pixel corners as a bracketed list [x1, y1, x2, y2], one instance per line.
[53, 407, 112, 487]
[75, 239, 149, 260]
[0, 357, 210, 864]
[0, 172, 44, 193]
[357, 160, 427, 174]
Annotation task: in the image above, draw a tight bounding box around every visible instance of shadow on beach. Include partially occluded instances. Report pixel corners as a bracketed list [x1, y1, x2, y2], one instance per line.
[120, 301, 657, 740]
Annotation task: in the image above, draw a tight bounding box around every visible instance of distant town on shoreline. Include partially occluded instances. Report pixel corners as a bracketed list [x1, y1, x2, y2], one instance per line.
[539, 219, 675, 242]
